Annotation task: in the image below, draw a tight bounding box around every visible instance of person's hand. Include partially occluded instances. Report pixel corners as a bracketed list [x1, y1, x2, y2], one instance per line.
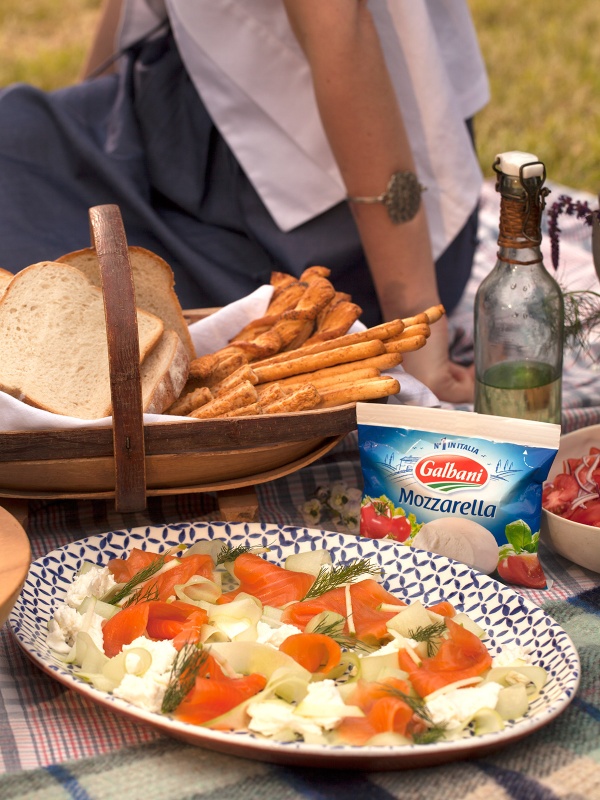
[400, 317, 475, 404]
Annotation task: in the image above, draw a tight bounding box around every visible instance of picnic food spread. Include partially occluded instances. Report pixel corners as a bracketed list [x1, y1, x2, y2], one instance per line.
[46, 538, 547, 747]
[0, 254, 442, 421]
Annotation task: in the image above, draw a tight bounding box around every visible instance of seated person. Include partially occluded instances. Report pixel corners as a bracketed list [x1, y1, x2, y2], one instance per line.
[0, 0, 489, 402]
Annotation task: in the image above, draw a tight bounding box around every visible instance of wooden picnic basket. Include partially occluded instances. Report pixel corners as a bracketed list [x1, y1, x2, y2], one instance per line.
[0, 206, 357, 515]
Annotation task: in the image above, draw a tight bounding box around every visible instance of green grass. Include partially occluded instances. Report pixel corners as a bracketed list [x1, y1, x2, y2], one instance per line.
[2, 1, 599, 193]
[0, 0, 102, 90]
[469, 0, 600, 193]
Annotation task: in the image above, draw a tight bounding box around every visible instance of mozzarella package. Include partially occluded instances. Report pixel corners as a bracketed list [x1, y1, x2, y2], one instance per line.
[356, 404, 560, 589]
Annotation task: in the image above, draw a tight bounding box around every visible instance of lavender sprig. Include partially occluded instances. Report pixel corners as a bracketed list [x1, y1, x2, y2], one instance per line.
[547, 194, 598, 270]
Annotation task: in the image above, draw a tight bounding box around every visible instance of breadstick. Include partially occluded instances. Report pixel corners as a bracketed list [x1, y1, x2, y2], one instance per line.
[276, 366, 381, 391]
[167, 386, 213, 416]
[231, 281, 307, 341]
[423, 304, 445, 324]
[211, 365, 258, 396]
[255, 382, 290, 403]
[253, 339, 385, 383]
[270, 270, 299, 290]
[216, 402, 263, 418]
[317, 376, 400, 408]
[188, 353, 221, 380]
[386, 322, 430, 342]
[304, 299, 362, 345]
[384, 334, 428, 354]
[261, 383, 321, 414]
[188, 380, 258, 419]
[401, 304, 445, 327]
[189, 352, 248, 382]
[400, 312, 429, 328]
[256, 352, 402, 391]
[251, 319, 405, 368]
[300, 265, 331, 281]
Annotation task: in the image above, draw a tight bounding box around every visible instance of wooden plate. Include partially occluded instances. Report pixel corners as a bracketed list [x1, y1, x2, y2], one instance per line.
[0, 506, 30, 628]
[0, 431, 346, 500]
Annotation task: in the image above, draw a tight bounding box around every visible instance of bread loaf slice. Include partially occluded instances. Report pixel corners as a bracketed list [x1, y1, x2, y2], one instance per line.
[0, 267, 13, 299]
[142, 329, 190, 414]
[56, 246, 196, 360]
[0, 261, 164, 419]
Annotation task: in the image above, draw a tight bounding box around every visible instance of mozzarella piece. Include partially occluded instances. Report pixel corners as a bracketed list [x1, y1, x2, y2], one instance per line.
[412, 518, 498, 574]
[425, 682, 503, 730]
[65, 565, 116, 608]
[47, 603, 105, 653]
[112, 636, 178, 713]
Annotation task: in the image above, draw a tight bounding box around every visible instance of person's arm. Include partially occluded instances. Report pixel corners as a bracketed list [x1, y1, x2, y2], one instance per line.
[79, 0, 124, 80]
[282, 0, 474, 402]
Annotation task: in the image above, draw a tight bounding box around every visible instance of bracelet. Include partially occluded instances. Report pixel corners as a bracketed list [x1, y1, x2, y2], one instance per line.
[347, 170, 425, 224]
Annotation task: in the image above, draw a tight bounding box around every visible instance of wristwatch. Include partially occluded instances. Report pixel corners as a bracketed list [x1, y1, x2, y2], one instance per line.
[347, 170, 425, 225]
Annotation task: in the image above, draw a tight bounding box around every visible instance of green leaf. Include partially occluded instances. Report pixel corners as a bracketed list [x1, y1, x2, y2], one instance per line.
[504, 520, 532, 554]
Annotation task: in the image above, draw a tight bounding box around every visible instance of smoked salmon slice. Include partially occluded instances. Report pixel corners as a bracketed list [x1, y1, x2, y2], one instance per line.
[278, 632, 342, 674]
[174, 673, 267, 727]
[102, 599, 204, 657]
[281, 579, 406, 642]
[107, 548, 175, 583]
[217, 552, 315, 607]
[397, 617, 492, 697]
[152, 554, 215, 602]
[335, 676, 415, 745]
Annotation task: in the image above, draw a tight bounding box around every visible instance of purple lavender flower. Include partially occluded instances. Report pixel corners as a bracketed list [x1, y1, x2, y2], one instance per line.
[547, 194, 597, 269]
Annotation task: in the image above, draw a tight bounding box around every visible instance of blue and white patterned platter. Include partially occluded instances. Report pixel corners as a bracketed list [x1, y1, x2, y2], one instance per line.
[9, 522, 580, 770]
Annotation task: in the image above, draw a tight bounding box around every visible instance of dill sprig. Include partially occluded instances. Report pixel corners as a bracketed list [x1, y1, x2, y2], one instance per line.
[122, 581, 160, 608]
[562, 289, 600, 355]
[161, 643, 209, 715]
[109, 553, 168, 606]
[379, 683, 446, 744]
[310, 616, 373, 653]
[301, 559, 381, 600]
[412, 726, 447, 745]
[407, 622, 447, 657]
[215, 543, 252, 566]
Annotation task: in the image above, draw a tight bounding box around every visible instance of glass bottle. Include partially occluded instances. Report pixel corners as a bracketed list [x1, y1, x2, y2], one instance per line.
[474, 151, 564, 424]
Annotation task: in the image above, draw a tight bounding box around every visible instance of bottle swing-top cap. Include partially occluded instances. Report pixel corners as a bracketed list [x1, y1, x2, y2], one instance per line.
[494, 151, 549, 255]
[494, 151, 545, 180]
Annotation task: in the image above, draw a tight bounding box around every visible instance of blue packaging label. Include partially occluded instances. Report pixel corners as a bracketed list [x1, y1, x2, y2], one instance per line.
[356, 404, 561, 588]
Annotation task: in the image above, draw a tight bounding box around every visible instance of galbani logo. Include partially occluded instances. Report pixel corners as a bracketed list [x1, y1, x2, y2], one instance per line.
[414, 455, 488, 493]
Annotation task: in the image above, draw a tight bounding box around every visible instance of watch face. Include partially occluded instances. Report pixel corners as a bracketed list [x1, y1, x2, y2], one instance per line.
[384, 171, 423, 224]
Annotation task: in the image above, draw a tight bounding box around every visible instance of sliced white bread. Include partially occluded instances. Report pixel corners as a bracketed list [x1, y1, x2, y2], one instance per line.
[56, 246, 196, 360]
[0, 261, 164, 419]
[0, 267, 13, 300]
[141, 329, 190, 414]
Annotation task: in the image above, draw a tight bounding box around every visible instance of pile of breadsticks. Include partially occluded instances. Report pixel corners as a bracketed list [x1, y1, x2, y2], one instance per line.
[168, 266, 444, 419]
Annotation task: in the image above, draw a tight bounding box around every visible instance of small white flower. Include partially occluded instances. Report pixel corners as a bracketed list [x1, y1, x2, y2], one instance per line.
[329, 482, 351, 512]
[301, 498, 322, 525]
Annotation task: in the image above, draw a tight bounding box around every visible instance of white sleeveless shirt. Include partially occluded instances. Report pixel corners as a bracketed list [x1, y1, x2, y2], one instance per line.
[118, 0, 489, 259]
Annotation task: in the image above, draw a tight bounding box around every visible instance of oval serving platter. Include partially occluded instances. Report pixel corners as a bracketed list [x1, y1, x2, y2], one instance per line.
[9, 522, 580, 771]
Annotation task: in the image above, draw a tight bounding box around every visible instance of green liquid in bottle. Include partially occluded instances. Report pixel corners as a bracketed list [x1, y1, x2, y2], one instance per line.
[475, 360, 561, 424]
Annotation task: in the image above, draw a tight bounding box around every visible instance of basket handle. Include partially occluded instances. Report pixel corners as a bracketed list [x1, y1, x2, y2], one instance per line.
[89, 205, 147, 513]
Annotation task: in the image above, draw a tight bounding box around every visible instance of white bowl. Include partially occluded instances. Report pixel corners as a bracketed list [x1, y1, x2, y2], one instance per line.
[540, 424, 600, 573]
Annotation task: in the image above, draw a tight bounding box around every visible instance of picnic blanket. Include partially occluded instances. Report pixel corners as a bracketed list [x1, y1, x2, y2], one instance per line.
[0, 567, 598, 800]
[1, 179, 600, 799]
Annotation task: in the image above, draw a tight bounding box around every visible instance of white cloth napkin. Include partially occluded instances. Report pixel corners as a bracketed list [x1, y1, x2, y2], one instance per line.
[0, 285, 438, 432]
